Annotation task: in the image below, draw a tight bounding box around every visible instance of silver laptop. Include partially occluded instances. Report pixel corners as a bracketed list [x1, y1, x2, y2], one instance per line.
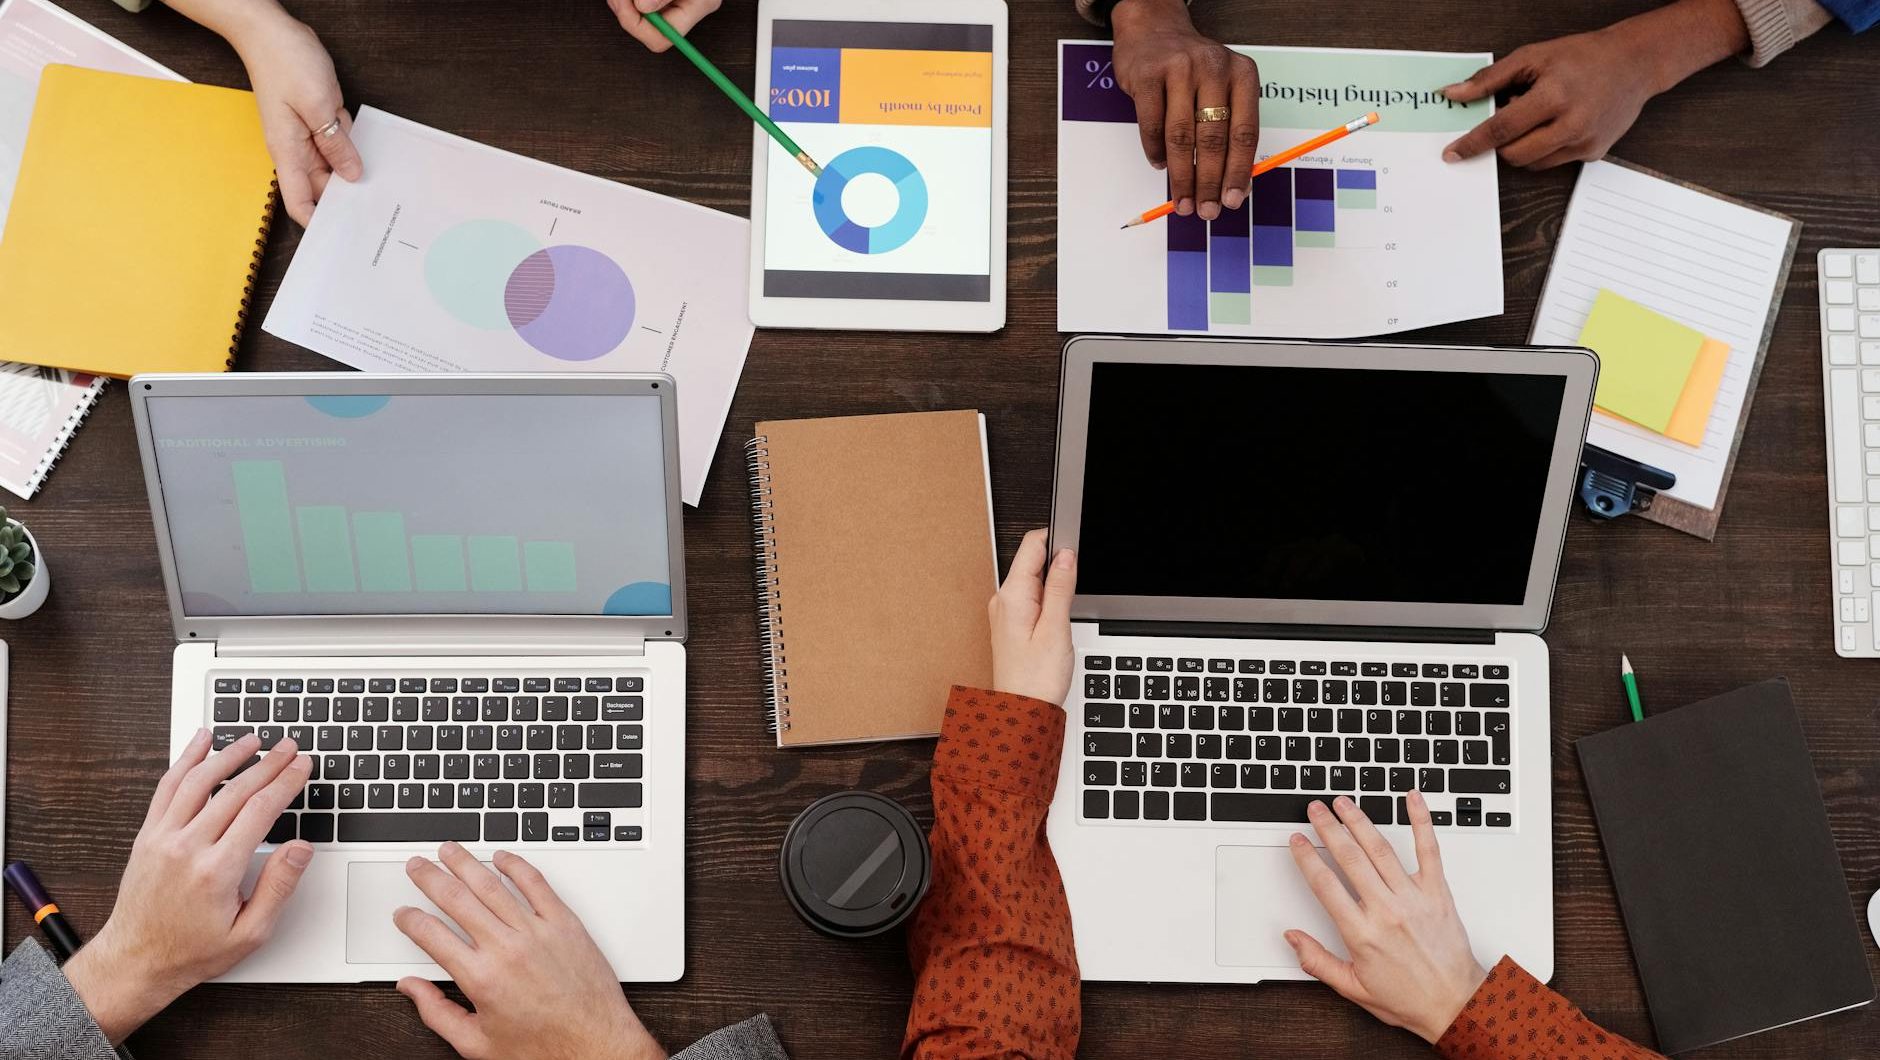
[1045, 337, 1596, 984]
[130, 373, 686, 983]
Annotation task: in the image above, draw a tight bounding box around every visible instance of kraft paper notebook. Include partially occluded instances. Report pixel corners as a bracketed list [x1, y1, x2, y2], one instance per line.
[0, 65, 276, 377]
[1576, 679, 1873, 1054]
[748, 410, 997, 747]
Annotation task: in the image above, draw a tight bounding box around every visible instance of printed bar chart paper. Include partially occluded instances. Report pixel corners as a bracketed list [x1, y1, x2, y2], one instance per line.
[1059, 43, 1503, 338]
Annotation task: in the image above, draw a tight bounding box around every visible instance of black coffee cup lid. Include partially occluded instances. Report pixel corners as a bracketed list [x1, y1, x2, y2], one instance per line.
[779, 791, 930, 938]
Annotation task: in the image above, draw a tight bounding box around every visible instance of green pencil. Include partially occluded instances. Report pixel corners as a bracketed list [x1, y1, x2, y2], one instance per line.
[1620, 654, 1644, 722]
[643, 11, 823, 177]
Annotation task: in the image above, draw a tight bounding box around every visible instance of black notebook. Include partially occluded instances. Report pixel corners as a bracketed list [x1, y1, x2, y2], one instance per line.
[1576, 678, 1873, 1054]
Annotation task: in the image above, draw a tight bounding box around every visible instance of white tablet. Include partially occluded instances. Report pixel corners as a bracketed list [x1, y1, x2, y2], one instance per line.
[749, 0, 1007, 332]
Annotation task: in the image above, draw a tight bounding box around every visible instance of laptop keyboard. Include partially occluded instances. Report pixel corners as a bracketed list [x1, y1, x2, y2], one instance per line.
[208, 671, 647, 846]
[1077, 654, 1516, 829]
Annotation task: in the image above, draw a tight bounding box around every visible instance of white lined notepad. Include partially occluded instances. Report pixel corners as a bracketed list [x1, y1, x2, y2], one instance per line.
[1531, 159, 1796, 515]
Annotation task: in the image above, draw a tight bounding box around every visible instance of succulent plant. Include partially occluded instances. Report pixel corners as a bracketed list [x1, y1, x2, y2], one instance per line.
[0, 507, 36, 601]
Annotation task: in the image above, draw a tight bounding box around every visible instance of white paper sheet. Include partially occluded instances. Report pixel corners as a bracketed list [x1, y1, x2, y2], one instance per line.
[1057, 42, 1503, 339]
[264, 108, 756, 506]
[1529, 160, 1796, 511]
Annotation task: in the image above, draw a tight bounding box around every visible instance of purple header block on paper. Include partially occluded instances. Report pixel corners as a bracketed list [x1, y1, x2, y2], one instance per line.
[1062, 44, 1137, 124]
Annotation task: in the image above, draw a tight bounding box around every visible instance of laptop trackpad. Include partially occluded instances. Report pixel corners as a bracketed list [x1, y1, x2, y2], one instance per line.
[346, 860, 525, 964]
[1215, 845, 1350, 968]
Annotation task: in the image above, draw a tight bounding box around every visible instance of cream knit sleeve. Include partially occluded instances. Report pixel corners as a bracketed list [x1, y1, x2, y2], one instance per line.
[1733, 0, 1835, 65]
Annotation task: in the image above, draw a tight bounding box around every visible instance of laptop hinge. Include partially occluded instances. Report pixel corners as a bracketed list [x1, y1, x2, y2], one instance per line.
[210, 632, 648, 659]
[1094, 621, 1497, 645]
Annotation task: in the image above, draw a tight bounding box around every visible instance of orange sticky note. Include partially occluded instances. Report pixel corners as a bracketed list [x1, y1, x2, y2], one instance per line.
[1662, 338, 1729, 446]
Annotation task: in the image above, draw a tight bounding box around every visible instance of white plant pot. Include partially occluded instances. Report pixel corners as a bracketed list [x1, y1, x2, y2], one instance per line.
[0, 522, 48, 619]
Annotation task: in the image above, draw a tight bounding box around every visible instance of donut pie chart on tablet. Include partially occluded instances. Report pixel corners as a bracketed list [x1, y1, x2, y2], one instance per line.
[423, 219, 635, 362]
[812, 146, 929, 255]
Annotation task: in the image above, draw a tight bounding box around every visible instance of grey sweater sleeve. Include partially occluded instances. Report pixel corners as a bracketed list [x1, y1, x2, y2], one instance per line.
[669, 1015, 790, 1060]
[0, 940, 117, 1060]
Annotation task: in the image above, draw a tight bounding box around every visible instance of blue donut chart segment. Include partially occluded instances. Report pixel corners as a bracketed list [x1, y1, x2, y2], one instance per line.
[811, 146, 929, 255]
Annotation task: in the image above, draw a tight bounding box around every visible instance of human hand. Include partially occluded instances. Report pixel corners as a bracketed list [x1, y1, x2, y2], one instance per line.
[988, 528, 1076, 707]
[393, 844, 665, 1060]
[1110, 0, 1260, 220]
[609, 0, 723, 53]
[1437, 30, 1659, 170]
[62, 731, 314, 1043]
[1439, 0, 1749, 169]
[228, 7, 363, 225]
[1284, 792, 1488, 1043]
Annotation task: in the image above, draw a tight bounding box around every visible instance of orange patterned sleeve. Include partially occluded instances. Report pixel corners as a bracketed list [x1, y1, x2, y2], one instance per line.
[901, 686, 1081, 1060]
[1435, 956, 1664, 1060]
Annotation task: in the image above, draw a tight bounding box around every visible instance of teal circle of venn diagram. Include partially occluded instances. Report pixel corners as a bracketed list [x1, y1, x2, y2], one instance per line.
[422, 219, 636, 362]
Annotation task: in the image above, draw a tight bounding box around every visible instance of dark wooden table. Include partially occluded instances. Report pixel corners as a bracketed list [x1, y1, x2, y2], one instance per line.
[3, 0, 1876, 1056]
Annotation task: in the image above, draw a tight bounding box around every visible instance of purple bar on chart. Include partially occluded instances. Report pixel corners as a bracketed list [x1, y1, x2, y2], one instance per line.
[1337, 168, 1379, 209]
[1208, 200, 1251, 325]
[1208, 195, 1251, 323]
[1167, 201, 1209, 331]
[1062, 44, 1137, 123]
[1249, 168, 1293, 285]
[1294, 168, 1335, 233]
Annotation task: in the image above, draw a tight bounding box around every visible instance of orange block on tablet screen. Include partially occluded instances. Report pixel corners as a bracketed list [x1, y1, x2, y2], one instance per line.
[1662, 338, 1730, 446]
[838, 49, 992, 127]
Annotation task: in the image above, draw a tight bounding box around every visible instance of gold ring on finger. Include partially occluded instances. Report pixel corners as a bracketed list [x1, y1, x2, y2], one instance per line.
[1195, 106, 1231, 123]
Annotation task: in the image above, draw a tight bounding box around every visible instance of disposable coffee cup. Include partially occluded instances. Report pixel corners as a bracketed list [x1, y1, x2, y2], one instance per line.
[779, 791, 931, 938]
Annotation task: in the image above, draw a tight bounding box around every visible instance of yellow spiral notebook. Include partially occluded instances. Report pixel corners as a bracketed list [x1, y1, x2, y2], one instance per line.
[0, 65, 276, 377]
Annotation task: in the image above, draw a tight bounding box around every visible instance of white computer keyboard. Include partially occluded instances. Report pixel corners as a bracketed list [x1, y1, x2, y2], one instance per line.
[1820, 248, 1880, 657]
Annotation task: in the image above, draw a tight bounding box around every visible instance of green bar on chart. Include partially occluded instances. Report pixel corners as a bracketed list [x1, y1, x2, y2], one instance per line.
[1209, 292, 1251, 325]
[232, 460, 301, 593]
[353, 512, 412, 592]
[524, 541, 577, 592]
[1252, 266, 1294, 287]
[468, 535, 523, 591]
[295, 506, 356, 592]
[1336, 188, 1377, 210]
[1294, 230, 1336, 248]
[411, 534, 467, 592]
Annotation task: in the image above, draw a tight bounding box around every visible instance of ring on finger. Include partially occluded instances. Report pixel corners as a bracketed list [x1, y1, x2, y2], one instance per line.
[314, 116, 343, 139]
[1194, 106, 1230, 123]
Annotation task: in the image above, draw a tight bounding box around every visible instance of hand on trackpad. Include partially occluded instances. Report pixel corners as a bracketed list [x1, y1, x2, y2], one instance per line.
[1215, 845, 1349, 968]
[346, 860, 527, 964]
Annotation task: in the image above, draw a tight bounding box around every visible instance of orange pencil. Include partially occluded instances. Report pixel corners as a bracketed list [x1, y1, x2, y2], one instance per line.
[1121, 112, 1380, 229]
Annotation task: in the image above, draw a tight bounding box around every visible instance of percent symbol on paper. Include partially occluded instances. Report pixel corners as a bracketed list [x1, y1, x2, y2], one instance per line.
[1084, 60, 1115, 90]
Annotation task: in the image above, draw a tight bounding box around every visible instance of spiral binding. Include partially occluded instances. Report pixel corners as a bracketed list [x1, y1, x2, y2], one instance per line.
[22, 371, 105, 497]
[748, 436, 789, 733]
[229, 179, 280, 368]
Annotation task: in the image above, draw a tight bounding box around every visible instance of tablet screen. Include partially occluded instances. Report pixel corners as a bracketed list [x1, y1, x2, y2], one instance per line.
[762, 20, 994, 303]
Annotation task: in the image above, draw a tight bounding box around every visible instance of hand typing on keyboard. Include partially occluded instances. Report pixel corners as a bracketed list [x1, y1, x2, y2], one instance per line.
[988, 529, 1078, 707]
[1283, 791, 1488, 1044]
[60, 730, 315, 1045]
[392, 843, 665, 1060]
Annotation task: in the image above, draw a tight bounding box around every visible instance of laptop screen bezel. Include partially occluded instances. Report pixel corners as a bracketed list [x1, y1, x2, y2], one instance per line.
[1050, 336, 1597, 634]
[130, 372, 688, 645]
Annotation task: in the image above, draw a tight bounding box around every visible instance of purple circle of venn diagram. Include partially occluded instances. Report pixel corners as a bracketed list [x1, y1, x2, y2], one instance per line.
[501, 245, 636, 362]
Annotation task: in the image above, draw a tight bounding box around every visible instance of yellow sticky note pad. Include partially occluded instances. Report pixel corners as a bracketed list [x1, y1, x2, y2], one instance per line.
[1662, 338, 1730, 446]
[1579, 290, 1706, 433]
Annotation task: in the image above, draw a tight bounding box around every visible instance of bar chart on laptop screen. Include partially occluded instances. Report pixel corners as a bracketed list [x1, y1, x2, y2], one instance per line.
[231, 460, 580, 596]
[1057, 43, 1506, 338]
[145, 393, 676, 618]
